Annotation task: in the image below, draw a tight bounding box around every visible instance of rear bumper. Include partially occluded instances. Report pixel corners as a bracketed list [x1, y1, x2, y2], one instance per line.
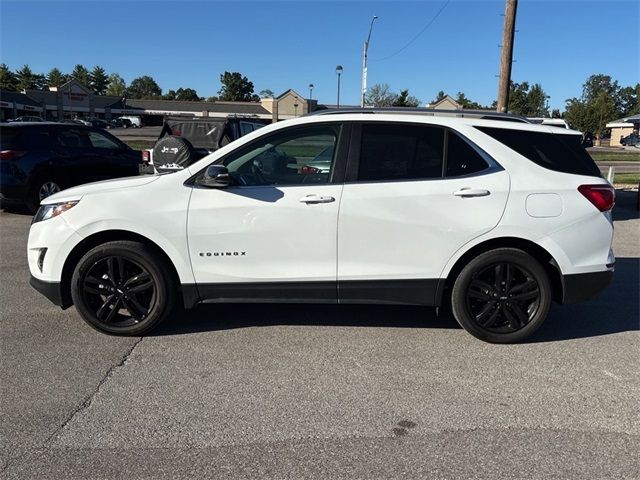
[0, 174, 28, 203]
[561, 269, 614, 304]
[29, 275, 71, 308]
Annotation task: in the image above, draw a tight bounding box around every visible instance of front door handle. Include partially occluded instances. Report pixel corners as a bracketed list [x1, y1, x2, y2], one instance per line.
[453, 188, 491, 198]
[299, 195, 335, 204]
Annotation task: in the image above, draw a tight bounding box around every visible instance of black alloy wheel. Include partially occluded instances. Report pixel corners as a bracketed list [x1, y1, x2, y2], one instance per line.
[451, 248, 552, 343]
[71, 241, 175, 335]
[80, 256, 156, 327]
[466, 262, 540, 333]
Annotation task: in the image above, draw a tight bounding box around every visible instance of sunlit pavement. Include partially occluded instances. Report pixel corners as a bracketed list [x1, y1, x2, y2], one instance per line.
[1, 191, 638, 479]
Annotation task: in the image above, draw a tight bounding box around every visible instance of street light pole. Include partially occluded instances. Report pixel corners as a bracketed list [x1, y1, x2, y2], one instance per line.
[361, 15, 378, 108]
[336, 65, 343, 108]
[309, 83, 314, 100]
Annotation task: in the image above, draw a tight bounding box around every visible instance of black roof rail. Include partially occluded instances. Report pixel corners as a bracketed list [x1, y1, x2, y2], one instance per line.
[308, 107, 531, 123]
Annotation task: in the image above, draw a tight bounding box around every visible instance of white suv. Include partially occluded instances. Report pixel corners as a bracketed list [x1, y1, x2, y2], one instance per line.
[27, 111, 615, 343]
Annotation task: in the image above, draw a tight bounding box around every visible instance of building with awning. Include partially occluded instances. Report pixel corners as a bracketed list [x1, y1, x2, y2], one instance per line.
[1, 79, 320, 125]
[0, 90, 44, 121]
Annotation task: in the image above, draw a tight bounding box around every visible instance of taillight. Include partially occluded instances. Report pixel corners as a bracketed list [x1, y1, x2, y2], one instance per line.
[141, 150, 150, 163]
[578, 184, 615, 212]
[300, 165, 320, 174]
[0, 150, 26, 161]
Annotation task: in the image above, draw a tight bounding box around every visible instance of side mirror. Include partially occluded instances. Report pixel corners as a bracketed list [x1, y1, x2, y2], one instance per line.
[196, 165, 230, 188]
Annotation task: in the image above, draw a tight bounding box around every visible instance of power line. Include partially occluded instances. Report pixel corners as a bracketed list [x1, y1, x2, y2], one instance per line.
[370, 0, 451, 62]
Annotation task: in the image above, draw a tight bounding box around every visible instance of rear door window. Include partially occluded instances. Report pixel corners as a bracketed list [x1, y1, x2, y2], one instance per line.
[55, 128, 91, 149]
[358, 124, 444, 181]
[477, 127, 601, 177]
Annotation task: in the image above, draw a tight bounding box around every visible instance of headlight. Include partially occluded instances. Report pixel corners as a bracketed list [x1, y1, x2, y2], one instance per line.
[33, 201, 79, 224]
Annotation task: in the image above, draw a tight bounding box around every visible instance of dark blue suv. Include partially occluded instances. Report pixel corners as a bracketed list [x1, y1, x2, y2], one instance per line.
[1, 122, 141, 213]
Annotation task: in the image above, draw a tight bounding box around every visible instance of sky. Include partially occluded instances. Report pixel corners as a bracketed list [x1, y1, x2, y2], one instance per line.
[0, 0, 638, 110]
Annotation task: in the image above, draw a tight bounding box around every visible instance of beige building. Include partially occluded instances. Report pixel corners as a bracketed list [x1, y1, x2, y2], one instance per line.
[607, 114, 640, 147]
[425, 94, 462, 110]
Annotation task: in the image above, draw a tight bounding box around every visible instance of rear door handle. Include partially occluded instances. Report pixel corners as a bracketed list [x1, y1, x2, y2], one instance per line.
[299, 195, 335, 204]
[453, 188, 491, 198]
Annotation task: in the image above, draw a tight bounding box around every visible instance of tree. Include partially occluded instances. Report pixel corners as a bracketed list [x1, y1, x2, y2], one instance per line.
[205, 96, 218, 102]
[455, 92, 484, 110]
[618, 84, 639, 116]
[127, 75, 162, 99]
[71, 64, 90, 88]
[33, 73, 47, 90]
[106, 73, 126, 96]
[0, 64, 17, 91]
[526, 83, 548, 117]
[164, 89, 177, 100]
[551, 109, 562, 119]
[392, 89, 420, 107]
[46, 68, 66, 88]
[259, 89, 274, 98]
[507, 81, 549, 116]
[89, 66, 109, 95]
[435, 90, 446, 102]
[564, 74, 622, 139]
[365, 83, 397, 107]
[218, 71, 256, 101]
[15, 65, 37, 91]
[175, 87, 200, 101]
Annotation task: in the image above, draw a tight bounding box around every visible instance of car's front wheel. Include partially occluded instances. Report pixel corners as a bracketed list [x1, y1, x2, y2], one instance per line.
[451, 248, 552, 343]
[71, 241, 176, 335]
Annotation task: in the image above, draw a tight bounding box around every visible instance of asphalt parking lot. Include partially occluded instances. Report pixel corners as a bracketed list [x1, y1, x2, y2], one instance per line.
[1, 191, 638, 479]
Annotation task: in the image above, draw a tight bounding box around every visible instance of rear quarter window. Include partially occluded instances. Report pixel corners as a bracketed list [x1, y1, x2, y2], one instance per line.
[0, 126, 51, 149]
[477, 126, 601, 177]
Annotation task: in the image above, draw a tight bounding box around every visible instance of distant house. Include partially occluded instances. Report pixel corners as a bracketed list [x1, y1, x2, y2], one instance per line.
[606, 113, 640, 147]
[425, 94, 462, 110]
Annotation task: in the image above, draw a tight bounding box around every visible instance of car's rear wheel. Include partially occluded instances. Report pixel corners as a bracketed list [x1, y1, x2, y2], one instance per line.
[71, 241, 176, 336]
[451, 248, 552, 343]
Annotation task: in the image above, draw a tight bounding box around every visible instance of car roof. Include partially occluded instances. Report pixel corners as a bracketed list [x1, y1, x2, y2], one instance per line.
[293, 111, 583, 136]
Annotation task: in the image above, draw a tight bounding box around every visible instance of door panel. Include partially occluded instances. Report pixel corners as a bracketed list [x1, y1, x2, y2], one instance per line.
[187, 184, 343, 285]
[337, 171, 510, 283]
[187, 122, 347, 298]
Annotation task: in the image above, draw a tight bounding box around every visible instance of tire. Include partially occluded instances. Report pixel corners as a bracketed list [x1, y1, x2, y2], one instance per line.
[451, 248, 552, 343]
[27, 177, 63, 214]
[70, 241, 176, 336]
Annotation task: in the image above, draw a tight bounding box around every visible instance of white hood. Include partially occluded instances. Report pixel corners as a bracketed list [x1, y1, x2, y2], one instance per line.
[42, 175, 161, 204]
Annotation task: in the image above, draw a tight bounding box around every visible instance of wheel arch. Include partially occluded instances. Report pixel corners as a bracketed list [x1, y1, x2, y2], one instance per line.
[59, 229, 191, 309]
[439, 237, 563, 304]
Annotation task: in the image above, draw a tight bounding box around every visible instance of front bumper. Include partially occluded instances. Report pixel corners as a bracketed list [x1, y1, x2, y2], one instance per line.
[561, 269, 614, 304]
[29, 275, 71, 308]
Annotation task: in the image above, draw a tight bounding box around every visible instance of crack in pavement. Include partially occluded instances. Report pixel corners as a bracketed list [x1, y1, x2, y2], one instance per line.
[43, 336, 144, 446]
[2, 337, 144, 475]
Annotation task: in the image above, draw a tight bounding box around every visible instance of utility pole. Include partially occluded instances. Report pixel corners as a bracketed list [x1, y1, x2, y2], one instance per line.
[496, 0, 518, 113]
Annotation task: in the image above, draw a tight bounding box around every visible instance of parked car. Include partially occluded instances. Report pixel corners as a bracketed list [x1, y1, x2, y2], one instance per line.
[620, 133, 640, 147]
[88, 118, 113, 129]
[140, 116, 268, 174]
[27, 110, 614, 343]
[1, 122, 141, 213]
[581, 133, 594, 148]
[117, 116, 142, 128]
[109, 118, 133, 129]
[8, 116, 45, 122]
